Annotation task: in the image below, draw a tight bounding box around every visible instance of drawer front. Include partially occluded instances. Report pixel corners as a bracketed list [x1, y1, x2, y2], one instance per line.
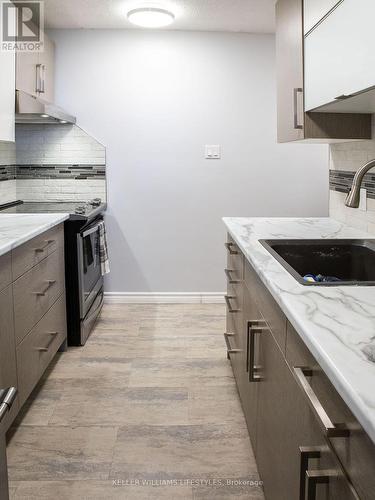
[37, 294, 67, 376]
[13, 248, 65, 344]
[0, 286, 19, 431]
[286, 321, 375, 500]
[244, 258, 287, 353]
[226, 282, 243, 336]
[225, 234, 244, 282]
[0, 252, 11, 292]
[12, 223, 64, 280]
[16, 295, 67, 407]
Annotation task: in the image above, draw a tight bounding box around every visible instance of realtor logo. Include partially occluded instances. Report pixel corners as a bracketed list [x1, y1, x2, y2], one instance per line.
[1, 1, 44, 52]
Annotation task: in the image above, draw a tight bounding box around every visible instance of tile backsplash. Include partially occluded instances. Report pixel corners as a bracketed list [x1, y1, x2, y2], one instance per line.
[15, 124, 105, 165]
[0, 142, 17, 203]
[0, 124, 106, 204]
[329, 116, 375, 233]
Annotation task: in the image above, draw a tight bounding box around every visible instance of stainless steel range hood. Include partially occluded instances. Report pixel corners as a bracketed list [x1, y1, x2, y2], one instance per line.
[15, 90, 76, 125]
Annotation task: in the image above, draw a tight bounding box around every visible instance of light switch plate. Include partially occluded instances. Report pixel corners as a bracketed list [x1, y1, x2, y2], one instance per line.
[205, 145, 221, 159]
[359, 188, 367, 211]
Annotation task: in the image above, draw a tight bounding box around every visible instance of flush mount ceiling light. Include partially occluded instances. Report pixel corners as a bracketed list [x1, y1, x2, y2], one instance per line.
[127, 7, 175, 28]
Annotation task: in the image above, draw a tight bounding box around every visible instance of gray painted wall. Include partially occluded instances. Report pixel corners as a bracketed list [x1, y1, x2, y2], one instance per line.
[50, 29, 329, 293]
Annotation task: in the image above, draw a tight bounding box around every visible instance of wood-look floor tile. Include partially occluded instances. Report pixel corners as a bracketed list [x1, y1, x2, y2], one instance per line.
[49, 387, 189, 426]
[6, 303, 260, 499]
[188, 385, 246, 425]
[129, 358, 234, 387]
[7, 426, 118, 481]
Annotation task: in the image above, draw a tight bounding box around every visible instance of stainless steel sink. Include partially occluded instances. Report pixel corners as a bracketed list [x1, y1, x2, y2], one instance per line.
[259, 239, 375, 286]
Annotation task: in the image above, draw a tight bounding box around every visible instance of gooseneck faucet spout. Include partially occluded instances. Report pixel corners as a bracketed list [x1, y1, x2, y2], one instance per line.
[345, 159, 375, 208]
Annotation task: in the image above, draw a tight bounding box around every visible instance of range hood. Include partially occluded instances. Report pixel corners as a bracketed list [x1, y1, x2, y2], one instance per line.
[15, 90, 76, 125]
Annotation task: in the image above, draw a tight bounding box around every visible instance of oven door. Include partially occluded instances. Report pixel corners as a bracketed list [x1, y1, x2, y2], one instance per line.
[77, 218, 104, 319]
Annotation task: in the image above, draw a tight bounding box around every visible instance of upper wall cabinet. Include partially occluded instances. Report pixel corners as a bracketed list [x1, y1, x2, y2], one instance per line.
[0, 49, 15, 142]
[305, 0, 375, 113]
[276, 0, 371, 143]
[16, 31, 55, 103]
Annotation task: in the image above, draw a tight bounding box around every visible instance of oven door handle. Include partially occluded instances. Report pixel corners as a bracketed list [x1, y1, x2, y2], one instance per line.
[81, 224, 101, 238]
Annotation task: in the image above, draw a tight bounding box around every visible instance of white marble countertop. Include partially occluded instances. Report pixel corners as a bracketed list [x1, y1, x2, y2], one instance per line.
[223, 217, 375, 444]
[0, 213, 69, 257]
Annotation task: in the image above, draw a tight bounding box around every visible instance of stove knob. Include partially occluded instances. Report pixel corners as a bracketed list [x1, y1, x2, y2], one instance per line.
[75, 206, 86, 215]
[90, 198, 101, 207]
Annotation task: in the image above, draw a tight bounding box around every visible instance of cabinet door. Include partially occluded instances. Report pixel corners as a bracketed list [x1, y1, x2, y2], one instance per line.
[38, 33, 55, 102]
[16, 50, 38, 96]
[276, 0, 305, 142]
[0, 286, 18, 430]
[0, 49, 15, 142]
[305, 0, 375, 111]
[256, 326, 298, 500]
[241, 285, 261, 448]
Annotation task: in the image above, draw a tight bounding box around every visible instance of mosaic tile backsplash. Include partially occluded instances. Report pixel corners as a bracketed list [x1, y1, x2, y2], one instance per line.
[0, 124, 107, 204]
[329, 169, 375, 200]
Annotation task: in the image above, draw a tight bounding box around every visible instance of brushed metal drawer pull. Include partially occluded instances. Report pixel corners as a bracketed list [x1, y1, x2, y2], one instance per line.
[224, 268, 241, 284]
[246, 319, 266, 373]
[0, 387, 17, 424]
[224, 332, 241, 358]
[248, 323, 266, 382]
[47, 331, 58, 336]
[37, 347, 48, 352]
[225, 295, 240, 313]
[32, 279, 57, 296]
[293, 87, 303, 130]
[293, 367, 350, 438]
[224, 242, 239, 255]
[299, 446, 321, 500]
[33, 239, 55, 253]
[306, 470, 336, 500]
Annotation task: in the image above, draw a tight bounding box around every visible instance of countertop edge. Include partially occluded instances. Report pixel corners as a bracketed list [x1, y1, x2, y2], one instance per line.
[223, 217, 375, 445]
[0, 214, 70, 258]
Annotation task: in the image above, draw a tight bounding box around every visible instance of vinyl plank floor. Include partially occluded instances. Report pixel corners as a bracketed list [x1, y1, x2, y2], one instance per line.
[6, 303, 264, 499]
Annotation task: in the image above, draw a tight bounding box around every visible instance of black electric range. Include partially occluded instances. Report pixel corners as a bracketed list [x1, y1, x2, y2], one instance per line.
[0, 200, 107, 346]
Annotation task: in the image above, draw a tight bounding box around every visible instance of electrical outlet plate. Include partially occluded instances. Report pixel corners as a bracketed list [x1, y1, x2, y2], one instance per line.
[205, 145, 221, 159]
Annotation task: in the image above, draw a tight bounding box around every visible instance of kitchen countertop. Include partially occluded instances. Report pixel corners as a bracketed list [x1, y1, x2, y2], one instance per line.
[0, 213, 69, 257]
[223, 217, 375, 444]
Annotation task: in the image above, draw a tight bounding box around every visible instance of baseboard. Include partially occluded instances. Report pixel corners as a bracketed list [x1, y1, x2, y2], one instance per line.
[104, 292, 225, 304]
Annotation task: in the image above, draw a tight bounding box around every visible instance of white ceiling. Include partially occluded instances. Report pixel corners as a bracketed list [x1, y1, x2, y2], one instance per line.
[43, 0, 276, 33]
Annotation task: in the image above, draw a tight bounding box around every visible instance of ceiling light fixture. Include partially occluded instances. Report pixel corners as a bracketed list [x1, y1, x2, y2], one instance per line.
[127, 7, 175, 28]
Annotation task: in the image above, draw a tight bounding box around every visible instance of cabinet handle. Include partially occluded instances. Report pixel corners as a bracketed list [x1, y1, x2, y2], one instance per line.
[246, 320, 266, 373]
[36, 347, 48, 352]
[224, 268, 241, 284]
[0, 387, 17, 424]
[335, 94, 351, 100]
[248, 323, 266, 382]
[225, 295, 240, 313]
[293, 367, 350, 438]
[306, 470, 337, 500]
[224, 332, 241, 358]
[293, 88, 304, 130]
[224, 242, 239, 255]
[36, 63, 46, 93]
[299, 446, 321, 500]
[33, 239, 55, 253]
[32, 279, 56, 296]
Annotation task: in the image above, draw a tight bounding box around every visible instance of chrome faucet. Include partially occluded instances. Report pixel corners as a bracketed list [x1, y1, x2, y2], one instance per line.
[345, 159, 375, 208]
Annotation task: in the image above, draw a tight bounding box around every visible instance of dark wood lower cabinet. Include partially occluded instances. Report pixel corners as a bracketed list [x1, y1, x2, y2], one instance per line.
[224, 234, 365, 500]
